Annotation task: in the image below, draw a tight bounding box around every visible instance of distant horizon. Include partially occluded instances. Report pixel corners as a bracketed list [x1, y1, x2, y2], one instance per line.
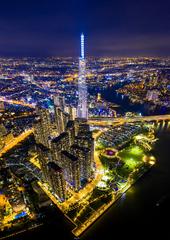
[0, 55, 169, 59]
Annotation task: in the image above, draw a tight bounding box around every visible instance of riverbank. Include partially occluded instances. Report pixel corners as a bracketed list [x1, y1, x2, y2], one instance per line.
[81, 129, 170, 239]
[89, 85, 170, 116]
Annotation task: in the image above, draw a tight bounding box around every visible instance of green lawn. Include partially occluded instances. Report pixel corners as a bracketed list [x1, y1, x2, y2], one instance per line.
[116, 145, 145, 177]
[118, 145, 144, 165]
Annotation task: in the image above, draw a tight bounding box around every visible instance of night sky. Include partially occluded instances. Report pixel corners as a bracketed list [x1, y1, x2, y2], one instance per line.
[0, 0, 170, 57]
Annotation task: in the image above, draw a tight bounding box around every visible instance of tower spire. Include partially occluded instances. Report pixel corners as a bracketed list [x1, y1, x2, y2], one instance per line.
[77, 33, 88, 119]
[81, 33, 84, 59]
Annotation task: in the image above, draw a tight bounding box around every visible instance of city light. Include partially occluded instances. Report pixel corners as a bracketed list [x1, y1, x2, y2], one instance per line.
[77, 33, 88, 119]
[1, 31, 169, 240]
[81, 33, 85, 59]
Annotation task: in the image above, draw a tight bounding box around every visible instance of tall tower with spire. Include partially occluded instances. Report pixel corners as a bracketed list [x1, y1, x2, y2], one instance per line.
[77, 33, 88, 119]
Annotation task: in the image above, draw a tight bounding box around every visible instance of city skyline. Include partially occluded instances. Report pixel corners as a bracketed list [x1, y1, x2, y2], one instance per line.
[0, 53, 170, 239]
[0, 1, 170, 239]
[0, 0, 169, 57]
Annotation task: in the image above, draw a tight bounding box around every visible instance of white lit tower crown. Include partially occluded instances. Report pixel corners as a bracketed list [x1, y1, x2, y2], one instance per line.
[77, 33, 88, 119]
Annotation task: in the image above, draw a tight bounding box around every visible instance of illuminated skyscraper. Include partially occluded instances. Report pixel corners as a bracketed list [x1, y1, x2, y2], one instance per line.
[53, 95, 65, 111]
[61, 150, 81, 191]
[77, 33, 88, 119]
[47, 162, 66, 202]
[37, 144, 52, 181]
[66, 120, 76, 146]
[53, 95, 70, 134]
[51, 132, 70, 165]
[34, 108, 52, 148]
[37, 144, 66, 202]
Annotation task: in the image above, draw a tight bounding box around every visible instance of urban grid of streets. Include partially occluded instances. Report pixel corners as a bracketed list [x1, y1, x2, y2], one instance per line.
[0, 55, 170, 238]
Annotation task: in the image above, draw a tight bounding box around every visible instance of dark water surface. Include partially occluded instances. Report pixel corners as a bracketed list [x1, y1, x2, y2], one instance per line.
[89, 85, 169, 116]
[81, 129, 170, 240]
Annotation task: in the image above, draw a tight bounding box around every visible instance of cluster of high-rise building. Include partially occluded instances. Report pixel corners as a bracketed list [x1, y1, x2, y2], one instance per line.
[35, 100, 94, 201]
[34, 34, 94, 202]
[34, 96, 70, 148]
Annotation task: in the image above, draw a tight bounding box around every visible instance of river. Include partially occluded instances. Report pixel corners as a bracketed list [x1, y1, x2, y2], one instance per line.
[89, 84, 169, 116]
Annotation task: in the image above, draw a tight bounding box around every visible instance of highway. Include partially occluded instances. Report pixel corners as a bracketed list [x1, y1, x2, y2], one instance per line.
[0, 128, 34, 157]
[0, 112, 36, 122]
[29, 154, 41, 169]
[88, 114, 170, 126]
[0, 96, 35, 109]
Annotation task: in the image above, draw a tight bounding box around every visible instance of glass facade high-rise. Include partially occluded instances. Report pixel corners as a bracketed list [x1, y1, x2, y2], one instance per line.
[77, 33, 88, 119]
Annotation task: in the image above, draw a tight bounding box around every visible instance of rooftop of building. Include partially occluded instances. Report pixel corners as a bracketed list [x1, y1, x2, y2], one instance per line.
[76, 131, 93, 139]
[52, 132, 68, 143]
[48, 162, 62, 173]
[71, 144, 89, 153]
[61, 150, 78, 162]
[36, 143, 50, 152]
[66, 120, 75, 128]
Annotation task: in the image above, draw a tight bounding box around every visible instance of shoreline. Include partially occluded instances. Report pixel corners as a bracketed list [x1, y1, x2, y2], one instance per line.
[0, 223, 44, 240]
[71, 165, 152, 237]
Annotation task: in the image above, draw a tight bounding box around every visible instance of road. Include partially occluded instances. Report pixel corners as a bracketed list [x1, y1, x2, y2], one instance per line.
[29, 154, 41, 169]
[0, 112, 36, 122]
[88, 114, 170, 126]
[0, 128, 34, 157]
[0, 96, 35, 109]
